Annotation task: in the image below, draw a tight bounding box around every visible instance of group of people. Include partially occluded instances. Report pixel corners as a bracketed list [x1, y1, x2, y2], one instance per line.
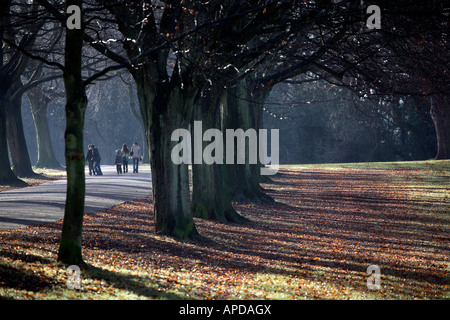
[86, 142, 142, 176]
[114, 143, 142, 174]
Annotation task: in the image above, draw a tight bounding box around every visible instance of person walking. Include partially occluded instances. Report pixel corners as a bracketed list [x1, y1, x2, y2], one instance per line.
[114, 149, 123, 175]
[130, 142, 141, 173]
[121, 143, 130, 173]
[86, 144, 95, 175]
[92, 144, 103, 175]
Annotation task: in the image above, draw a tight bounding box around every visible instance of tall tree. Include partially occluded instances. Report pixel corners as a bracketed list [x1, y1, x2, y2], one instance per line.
[57, 0, 88, 264]
[0, 1, 41, 182]
[2, 4, 63, 174]
[430, 96, 450, 159]
[222, 75, 273, 202]
[27, 80, 64, 169]
[57, 0, 124, 263]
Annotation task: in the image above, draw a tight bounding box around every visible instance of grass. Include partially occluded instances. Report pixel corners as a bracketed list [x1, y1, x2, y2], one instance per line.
[0, 160, 449, 300]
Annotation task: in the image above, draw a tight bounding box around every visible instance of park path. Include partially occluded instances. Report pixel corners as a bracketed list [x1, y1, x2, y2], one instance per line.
[0, 166, 152, 230]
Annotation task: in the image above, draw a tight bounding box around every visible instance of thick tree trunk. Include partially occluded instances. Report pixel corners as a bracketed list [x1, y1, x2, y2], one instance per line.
[57, 0, 87, 265]
[152, 113, 196, 237]
[0, 26, 21, 184]
[1, 4, 41, 180]
[133, 66, 198, 238]
[5, 87, 36, 177]
[223, 81, 274, 202]
[430, 96, 450, 160]
[191, 85, 245, 222]
[27, 88, 62, 169]
[0, 89, 22, 184]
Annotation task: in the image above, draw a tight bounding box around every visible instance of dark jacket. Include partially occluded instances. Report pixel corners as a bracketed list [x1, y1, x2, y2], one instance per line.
[93, 148, 101, 162]
[115, 153, 123, 165]
[86, 149, 94, 162]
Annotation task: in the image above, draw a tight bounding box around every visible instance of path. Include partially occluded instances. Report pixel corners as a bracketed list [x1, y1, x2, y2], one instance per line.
[0, 166, 152, 230]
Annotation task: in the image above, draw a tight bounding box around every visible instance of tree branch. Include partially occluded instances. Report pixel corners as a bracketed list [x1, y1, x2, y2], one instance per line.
[3, 38, 65, 71]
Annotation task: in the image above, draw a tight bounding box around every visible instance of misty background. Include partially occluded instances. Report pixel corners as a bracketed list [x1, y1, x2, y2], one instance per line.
[20, 75, 436, 167]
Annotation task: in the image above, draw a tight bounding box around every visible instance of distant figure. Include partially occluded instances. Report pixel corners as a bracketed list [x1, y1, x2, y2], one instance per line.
[114, 149, 123, 175]
[121, 143, 130, 173]
[130, 142, 141, 173]
[86, 144, 95, 175]
[92, 144, 103, 175]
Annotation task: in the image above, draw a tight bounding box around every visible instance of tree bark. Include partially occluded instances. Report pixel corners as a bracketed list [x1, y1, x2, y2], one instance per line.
[127, 84, 148, 164]
[0, 13, 20, 185]
[57, 0, 87, 265]
[223, 79, 274, 202]
[430, 95, 450, 160]
[0, 87, 22, 184]
[191, 84, 246, 222]
[0, 16, 32, 182]
[133, 64, 198, 238]
[1, 2, 43, 179]
[5, 85, 36, 177]
[27, 86, 62, 169]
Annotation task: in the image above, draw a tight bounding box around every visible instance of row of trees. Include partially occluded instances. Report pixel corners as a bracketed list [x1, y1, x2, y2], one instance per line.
[21, 75, 146, 167]
[20, 75, 438, 168]
[264, 80, 437, 163]
[1, 1, 448, 264]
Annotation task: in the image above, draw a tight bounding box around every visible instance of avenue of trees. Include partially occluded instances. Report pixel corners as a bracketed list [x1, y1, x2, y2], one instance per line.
[0, 1, 448, 264]
[264, 80, 437, 164]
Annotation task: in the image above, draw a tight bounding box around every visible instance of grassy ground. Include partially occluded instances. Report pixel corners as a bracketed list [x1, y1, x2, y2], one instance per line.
[0, 160, 448, 300]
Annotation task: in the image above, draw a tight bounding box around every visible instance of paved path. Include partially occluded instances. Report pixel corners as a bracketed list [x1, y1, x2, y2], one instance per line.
[0, 166, 152, 230]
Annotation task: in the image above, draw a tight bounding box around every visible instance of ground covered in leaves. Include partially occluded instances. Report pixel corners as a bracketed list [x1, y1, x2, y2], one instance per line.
[0, 161, 448, 300]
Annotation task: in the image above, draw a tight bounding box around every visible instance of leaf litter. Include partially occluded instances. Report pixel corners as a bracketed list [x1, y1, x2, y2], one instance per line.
[0, 163, 448, 299]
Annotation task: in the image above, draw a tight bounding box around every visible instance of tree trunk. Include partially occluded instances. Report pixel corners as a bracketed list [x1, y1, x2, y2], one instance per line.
[223, 80, 274, 202]
[5, 86, 36, 178]
[1, 3, 41, 180]
[430, 95, 450, 160]
[27, 87, 62, 169]
[0, 23, 21, 185]
[57, 0, 87, 265]
[0, 88, 22, 184]
[133, 65, 198, 239]
[127, 84, 149, 164]
[58, 87, 87, 264]
[191, 84, 245, 222]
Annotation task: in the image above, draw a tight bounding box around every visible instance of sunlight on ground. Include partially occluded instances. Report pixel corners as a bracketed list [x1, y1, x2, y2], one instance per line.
[0, 161, 448, 300]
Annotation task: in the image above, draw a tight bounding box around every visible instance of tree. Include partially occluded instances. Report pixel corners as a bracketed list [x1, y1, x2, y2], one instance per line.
[96, 0, 299, 233]
[1, 0, 64, 178]
[57, 0, 127, 263]
[222, 75, 274, 202]
[0, 1, 41, 182]
[189, 2, 297, 217]
[218, 2, 355, 200]
[191, 81, 248, 222]
[57, 0, 88, 264]
[302, 1, 449, 159]
[27, 79, 64, 169]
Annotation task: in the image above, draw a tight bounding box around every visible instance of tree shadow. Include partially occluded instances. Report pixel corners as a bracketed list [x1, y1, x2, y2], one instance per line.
[77, 263, 185, 300]
[0, 259, 53, 294]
